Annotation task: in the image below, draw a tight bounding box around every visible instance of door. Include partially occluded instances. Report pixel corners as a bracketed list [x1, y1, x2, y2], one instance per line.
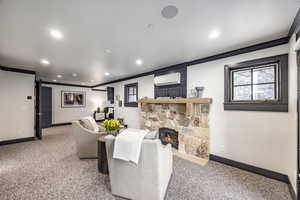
[41, 87, 52, 128]
[35, 81, 42, 139]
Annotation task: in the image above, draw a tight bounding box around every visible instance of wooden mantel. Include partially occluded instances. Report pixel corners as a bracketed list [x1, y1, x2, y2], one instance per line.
[136, 98, 212, 104]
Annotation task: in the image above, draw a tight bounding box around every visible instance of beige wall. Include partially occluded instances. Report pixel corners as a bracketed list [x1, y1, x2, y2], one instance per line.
[96, 74, 155, 128]
[43, 84, 106, 124]
[95, 42, 298, 187]
[0, 71, 35, 141]
[287, 34, 298, 193]
[187, 42, 297, 189]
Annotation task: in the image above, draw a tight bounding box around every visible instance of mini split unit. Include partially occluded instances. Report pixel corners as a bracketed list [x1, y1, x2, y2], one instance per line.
[154, 72, 181, 86]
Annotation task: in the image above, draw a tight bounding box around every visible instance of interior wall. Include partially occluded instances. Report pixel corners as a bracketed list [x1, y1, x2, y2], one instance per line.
[187, 44, 296, 177]
[43, 84, 106, 124]
[96, 75, 154, 128]
[287, 34, 298, 193]
[0, 71, 35, 141]
[94, 44, 297, 180]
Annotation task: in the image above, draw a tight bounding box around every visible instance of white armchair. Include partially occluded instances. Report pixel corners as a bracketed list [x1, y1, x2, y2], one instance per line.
[72, 120, 103, 158]
[105, 135, 173, 200]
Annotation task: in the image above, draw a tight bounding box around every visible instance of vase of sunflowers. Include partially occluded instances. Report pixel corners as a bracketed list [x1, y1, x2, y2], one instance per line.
[102, 119, 121, 136]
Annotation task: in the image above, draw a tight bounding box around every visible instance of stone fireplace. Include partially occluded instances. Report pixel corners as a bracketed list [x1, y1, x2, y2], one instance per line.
[137, 98, 212, 165]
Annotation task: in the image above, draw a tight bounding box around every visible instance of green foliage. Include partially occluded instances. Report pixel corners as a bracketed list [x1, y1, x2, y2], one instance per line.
[102, 119, 120, 131]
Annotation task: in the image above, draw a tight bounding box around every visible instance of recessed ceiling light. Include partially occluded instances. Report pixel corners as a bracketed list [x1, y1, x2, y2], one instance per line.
[104, 49, 112, 54]
[135, 59, 143, 66]
[72, 73, 77, 77]
[91, 80, 94, 82]
[53, 80, 57, 82]
[147, 24, 154, 28]
[57, 74, 63, 78]
[209, 30, 221, 39]
[161, 5, 178, 19]
[50, 29, 63, 39]
[40, 59, 50, 65]
[104, 72, 110, 76]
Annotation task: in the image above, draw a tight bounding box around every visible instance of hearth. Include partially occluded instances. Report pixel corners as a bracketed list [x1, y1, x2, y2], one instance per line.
[138, 98, 212, 164]
[159, 128, 179, 149]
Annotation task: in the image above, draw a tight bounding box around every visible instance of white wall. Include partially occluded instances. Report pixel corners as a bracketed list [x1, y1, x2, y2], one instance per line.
[95, 74, 154, 128]
[94, 43, 297, 182]
[187, 43, 297, 180]
[287, 34, 298, 192]
[43, 84, 106, 124]
[0, 71, 35, 141]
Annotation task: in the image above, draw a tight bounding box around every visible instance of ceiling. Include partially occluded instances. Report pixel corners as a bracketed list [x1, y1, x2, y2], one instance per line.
[0, 0, 299, 86]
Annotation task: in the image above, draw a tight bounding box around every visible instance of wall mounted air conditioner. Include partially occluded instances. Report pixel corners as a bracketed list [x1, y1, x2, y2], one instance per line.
[295, 37, 300, 51]
[154, 72, 181, 86]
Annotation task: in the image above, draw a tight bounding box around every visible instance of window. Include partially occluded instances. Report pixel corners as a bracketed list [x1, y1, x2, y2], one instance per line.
[224, 54, 288, 112]
[124, 83, 138, 107]
[232, 64, 277, 101]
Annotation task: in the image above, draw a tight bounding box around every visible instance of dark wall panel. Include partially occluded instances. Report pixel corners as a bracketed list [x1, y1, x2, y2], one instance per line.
[154, 64, 187, 98]
[107, 87, 114, 104]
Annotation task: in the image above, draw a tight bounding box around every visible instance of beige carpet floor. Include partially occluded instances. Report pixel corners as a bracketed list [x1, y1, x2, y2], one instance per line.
[0, 126, 292, 200]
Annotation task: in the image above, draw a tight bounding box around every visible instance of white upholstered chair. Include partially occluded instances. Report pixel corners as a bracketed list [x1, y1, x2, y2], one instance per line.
[72, 117, 104, 158]
[105, 135, 173, 200]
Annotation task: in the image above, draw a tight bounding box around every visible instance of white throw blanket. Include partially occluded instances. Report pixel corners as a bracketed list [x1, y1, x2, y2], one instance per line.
[113, 128, 149, 164]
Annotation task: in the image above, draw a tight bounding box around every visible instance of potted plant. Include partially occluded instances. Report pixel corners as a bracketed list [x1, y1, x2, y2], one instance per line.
[102, 119, 120, 136]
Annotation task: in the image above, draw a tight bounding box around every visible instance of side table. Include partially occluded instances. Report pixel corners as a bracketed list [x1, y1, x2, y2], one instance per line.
[97, 126, 128, 174]
[98, 135, 109, 174]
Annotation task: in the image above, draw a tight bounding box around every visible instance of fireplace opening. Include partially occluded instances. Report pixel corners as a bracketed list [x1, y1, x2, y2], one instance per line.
[159, 128, 179, 149]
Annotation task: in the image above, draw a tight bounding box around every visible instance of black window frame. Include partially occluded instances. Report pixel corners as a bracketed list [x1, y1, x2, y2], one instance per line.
[224, 54, 288, 112]
[124, 82, 138, 107]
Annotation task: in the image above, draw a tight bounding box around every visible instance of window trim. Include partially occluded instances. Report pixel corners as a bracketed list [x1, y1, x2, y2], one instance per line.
[124, 82, 138, 107]
[224, 54, 288, 112]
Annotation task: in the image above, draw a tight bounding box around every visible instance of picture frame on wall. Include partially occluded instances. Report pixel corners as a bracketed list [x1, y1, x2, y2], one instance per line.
[61, 91, 86, 108]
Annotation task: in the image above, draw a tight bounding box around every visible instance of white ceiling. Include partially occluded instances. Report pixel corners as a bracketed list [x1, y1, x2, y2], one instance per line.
[0, 0, 299, 86]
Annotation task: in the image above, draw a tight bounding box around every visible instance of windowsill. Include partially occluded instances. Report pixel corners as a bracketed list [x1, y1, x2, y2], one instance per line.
[231, 100, 279, 103]
[124, 102, 138, 107]
[224, 102, 288, 112]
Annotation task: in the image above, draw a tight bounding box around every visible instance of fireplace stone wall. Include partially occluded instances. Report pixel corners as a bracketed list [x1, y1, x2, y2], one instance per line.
[140, 103, 210, 161]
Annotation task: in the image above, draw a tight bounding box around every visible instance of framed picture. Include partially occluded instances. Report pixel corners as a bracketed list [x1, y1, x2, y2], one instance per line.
[61, 91, 86, 108]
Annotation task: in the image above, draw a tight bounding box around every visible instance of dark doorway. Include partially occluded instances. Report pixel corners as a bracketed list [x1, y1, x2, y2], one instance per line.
[41, 87, 52, 128]
[35, 81, 42, 139]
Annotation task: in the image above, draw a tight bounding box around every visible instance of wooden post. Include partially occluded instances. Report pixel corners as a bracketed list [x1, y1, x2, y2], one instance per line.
[141, 103, 150, 112]
[186, 103, 194, 117]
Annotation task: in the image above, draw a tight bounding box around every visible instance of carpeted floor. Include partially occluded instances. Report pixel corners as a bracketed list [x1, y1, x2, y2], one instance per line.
[0, 126, 292, 200]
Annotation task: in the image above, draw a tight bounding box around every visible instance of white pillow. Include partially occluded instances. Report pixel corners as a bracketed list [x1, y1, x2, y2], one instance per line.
[82, 116, 99, 132]
[79, 119, 94, 131]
